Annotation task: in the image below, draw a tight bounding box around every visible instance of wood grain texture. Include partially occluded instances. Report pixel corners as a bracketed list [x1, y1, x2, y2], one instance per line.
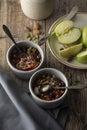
[0, 0, 87, 130]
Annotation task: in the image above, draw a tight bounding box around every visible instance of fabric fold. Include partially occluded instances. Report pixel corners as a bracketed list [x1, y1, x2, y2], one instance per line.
[0, 66, 69, 130]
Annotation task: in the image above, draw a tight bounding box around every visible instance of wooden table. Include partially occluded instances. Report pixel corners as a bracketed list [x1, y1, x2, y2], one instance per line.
[0, 0, 87, 130]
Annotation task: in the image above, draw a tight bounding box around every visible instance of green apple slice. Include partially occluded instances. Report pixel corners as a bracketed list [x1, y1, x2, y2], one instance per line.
[54, 20, 74, 36]
[58, 28, 81, 44]
[76, 49, 87, 63]
[59, 43, 83, 58]
[82, 26, 87, 47]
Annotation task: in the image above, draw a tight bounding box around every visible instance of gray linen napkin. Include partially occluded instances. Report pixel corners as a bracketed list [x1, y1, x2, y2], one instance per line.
[0, 66, 69, 130]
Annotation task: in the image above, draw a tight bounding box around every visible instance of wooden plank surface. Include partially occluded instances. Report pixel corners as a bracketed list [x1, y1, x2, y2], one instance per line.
[0, 0, 87, 130]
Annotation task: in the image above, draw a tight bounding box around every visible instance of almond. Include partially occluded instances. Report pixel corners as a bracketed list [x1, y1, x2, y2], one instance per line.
[33, 29, 41, 35]
[24, 26, 31, 32]
[33, 23, 41, 30]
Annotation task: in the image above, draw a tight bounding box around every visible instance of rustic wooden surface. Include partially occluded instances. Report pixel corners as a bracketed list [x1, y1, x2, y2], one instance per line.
[0, 0, 87, 130]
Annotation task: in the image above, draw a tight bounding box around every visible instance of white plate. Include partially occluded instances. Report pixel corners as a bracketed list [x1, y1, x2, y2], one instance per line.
[48, 12, 87, 69]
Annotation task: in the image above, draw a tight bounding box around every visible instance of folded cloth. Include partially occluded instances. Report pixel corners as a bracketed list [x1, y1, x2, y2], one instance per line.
[0, 66, 69, 130]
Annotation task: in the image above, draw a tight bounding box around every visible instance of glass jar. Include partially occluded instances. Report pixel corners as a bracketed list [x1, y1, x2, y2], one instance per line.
[20, 0, 55, 20]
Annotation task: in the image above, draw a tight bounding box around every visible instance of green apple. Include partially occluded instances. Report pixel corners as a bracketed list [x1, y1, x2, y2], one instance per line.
[76, 49, 87, 63]
[59, 43, 83, 58]
[82, 26, 87, 47]
[54, 20, 81, 45]
[58, 28, 81, 44]
[54, 20, 74, 36]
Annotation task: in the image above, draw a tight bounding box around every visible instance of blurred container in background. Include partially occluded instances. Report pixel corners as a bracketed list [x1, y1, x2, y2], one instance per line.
[20, 0, 55, 20]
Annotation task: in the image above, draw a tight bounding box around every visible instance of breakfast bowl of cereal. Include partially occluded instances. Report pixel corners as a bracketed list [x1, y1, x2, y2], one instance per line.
[29, 68, 68, 109]
[6, 40, 44, 79]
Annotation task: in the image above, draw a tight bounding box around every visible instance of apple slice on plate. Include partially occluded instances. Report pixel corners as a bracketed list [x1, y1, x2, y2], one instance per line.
[54, 20, 74, 36]
[82, 26, 87, 47]
[54, 20, 81, 45]
[76, 49, 87, 63]
[58, 28, 81, 44]
[59, 43, 83, 58]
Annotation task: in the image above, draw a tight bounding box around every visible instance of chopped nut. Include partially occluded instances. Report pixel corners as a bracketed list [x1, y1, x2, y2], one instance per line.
[24, 23, 45, 43]
[33, 29, 41, 35]
[33, 23, 41, 30]
[25, 32, 31, 38]
[27, 37, 32, 41]
[34, 39, 39, 43]
[24, 26, 31, 32]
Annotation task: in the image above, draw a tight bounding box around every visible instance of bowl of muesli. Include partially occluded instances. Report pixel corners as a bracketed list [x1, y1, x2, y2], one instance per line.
[29, 68, 68, 108]
[6, 40, 44, 79]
